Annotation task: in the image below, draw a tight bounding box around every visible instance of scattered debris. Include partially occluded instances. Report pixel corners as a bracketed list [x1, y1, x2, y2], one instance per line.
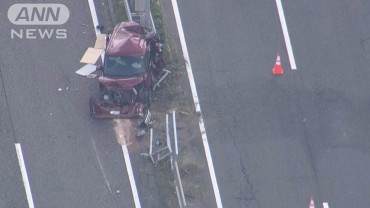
[179, 111, 189, 116]
[75, 64, 97, 76]
[96, 25, 105, 32]
[58, 88, 62, 92]
[87, 74, 98, 79]
[153, 69, 171, 91]
[136, 110, 153, 137]
[155, 140, 162, 146]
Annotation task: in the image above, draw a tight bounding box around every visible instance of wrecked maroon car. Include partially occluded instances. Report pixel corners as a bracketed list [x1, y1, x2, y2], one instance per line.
[89, 22, 166, 119]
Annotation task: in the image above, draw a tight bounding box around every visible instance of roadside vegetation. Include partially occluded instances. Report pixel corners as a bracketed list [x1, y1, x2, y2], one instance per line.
[151, 0, 186, 109]
[151, 2, 208, 206]
[110, 0, 129, 22]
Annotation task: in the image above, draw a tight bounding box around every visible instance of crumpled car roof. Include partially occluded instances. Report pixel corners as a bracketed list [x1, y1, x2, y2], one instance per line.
[106, 22, 147, 56]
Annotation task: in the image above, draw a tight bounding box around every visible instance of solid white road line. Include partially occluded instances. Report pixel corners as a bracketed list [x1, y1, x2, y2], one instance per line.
[122, 145, 141, 208]
[87, 1, 139, 207]
[87, 0, 101, 35]
[323, 202, 330, 208]
[170, 0, 223, 207]
[87, 0, 105, 60]
[276, 0, 297, 70]
[15, 143, 34, 208]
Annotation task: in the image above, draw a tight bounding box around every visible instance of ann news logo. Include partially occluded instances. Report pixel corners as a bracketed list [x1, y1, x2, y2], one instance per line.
[8, 4, 70, 39]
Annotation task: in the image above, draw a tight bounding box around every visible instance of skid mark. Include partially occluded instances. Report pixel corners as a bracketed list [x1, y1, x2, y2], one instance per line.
[92, 137, 113, 194]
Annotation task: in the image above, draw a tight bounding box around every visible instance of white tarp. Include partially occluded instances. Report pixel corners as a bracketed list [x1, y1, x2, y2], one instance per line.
[75, 64, 96, 76]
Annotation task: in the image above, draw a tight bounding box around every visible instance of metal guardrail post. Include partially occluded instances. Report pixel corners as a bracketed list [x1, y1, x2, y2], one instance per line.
[142, 114, 171, 165]
[123, 0, 156, 32]
[174, 162, 186, 207]
[173, 111, 178, 156]
[167, 113, 174, 171]
[149, 128, 154, 163]
[141, 111, 187, 207]
[147, 0, 156, 33]
[123, 0, 133, 22]
[172, 111, 186, 207]
[149, 11, 157, 33]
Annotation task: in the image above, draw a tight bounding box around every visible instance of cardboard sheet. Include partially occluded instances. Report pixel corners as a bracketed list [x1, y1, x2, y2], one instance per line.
[80, 48, 104, 64]
[94, 34, 106, 49]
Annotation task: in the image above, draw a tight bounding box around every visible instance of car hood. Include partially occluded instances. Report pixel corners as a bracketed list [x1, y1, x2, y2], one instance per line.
[106, 22, 147, 56]
[99, 76, 144, 90]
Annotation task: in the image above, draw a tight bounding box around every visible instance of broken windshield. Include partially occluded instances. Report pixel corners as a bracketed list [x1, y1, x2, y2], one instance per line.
[104, 55, 146, 77]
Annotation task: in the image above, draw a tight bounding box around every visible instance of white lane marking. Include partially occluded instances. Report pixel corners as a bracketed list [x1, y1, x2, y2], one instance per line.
[87, 0, 105, 60]
[15, 143, 34, 208]
[122, 145, 141, 208]
[170, 0, 223, 207]
[114, 119, 141, 207]
[87, 0, 101, 35]
[87, 1, 139, 207]
[323, 202, 329, 208]
[276, 0, 297, 70]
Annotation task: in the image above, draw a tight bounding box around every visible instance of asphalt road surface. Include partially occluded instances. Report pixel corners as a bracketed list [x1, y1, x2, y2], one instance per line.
[169, 0, 370, 207]
[0, 1, 136, 207]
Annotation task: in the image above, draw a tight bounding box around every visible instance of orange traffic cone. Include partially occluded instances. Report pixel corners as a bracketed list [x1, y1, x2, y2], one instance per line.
[272, 53, 284, 75]
[308, 197, 315, 208]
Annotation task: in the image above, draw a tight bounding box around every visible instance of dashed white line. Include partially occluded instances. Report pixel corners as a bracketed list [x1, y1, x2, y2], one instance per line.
[122, 145, 141, 208]
[276, 0, 297, 70]
[323, 202, 330, 208]
[170, 0, 223, 207]
[15, 143, 34, 208]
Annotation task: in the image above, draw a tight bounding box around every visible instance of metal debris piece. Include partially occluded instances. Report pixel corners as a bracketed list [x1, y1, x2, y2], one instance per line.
[153, 69, 171, 91]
